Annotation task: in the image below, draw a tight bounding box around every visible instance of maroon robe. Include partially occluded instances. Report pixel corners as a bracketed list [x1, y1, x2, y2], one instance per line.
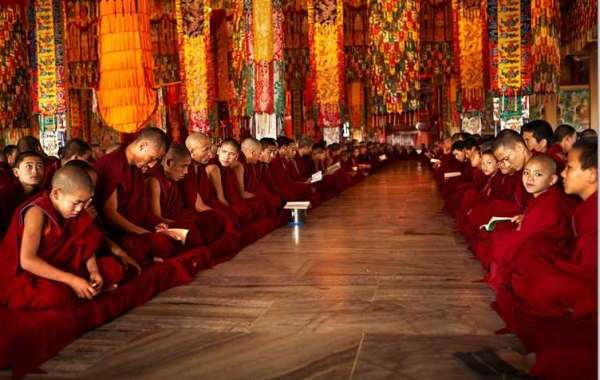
[40, 156, 60, 189]
[93, 147, 174, 264]
[0, 161, 13, 185]
[0, 193, 124, 310]
[147, 166, 226, 249]
[480, 187, 575, 288]
[240, 159, 282, 210]
[270, 155, 315, 202]
[0, 179, 30, 239]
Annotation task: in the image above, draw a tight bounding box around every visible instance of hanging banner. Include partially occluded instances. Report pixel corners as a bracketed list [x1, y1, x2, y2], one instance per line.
[368, 0, 420, 114]
[307, 0, 345, 127]
[487, 0, 531, 96]
[531, 0, 560, 95]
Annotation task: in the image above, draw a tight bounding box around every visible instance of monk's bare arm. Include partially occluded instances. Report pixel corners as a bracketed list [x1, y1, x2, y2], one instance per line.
[145, 178, 171, 222]
[194, 192, 212, 212]
[20, 207, 95, 298]
[206, 165, 229, 206]
[103, 190, 150, 235]
[233, 163, 254, 198]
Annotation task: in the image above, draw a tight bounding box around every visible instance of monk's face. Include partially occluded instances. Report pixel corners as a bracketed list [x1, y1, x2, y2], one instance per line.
[134, 142, 165, 172]
[494, 144, 528, 175]
[452, 149, 466, 162]
[244, 147, 262, 164]
[52, 187, 92, 219]
[260, 146, 276, 163]
[13, 157, 44, 187]
[6, 150, 17, 166]
[560, 133, 577, 154]
[522, 131, 547, 153]
[189, 141, 211, 164]
[480, 154, 498, 176]
[562, 149, 598, 197]
[352, 148, 359, 157]
[165, 156, 191, 181]
[286, 145, 298, 159]
[278, 146, 288, 158]
[217, 144, 238, 167]
[298, 146, 311, 156]
[469, 151, 481, 168]
[522, 161, 557, 196]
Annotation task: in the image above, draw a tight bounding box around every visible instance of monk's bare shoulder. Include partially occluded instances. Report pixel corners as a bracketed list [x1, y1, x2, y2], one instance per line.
[205, 164, 219, 175]
[22, 205, 46, 231]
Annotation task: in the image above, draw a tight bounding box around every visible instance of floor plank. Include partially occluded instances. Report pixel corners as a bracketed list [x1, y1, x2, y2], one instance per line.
[17, 161, 519, 379]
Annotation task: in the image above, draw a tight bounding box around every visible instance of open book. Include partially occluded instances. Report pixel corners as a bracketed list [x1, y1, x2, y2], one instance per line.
[284, 201, 311, 210]
[480, 217, 513, 232]
[325, 162, 341, 175]
[310, 171, 323, 183]
[379, 154, 387, 161]
[430, 158, 441, 164]
[164, 228, 190, 244]
[444, 172, 462, 179]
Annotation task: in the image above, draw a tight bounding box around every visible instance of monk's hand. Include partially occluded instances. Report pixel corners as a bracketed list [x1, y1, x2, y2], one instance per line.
[242, 192, 255, 199]
[69, 275, 97, 300]
[89, 271, 103, 294]
[511, 214, 524, 231]
[84, 199, 98, 219]
[155, 223, 169, 232]
[112, 245, 142, 275]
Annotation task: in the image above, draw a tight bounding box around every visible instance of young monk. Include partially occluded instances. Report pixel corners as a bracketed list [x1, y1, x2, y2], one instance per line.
[266, 138, 317, 203]
[146, 144, 226, 249]
[497, 138, 597, 380]
[17, 136, 60, 189]
[446, 146, 486, 212]
[440, 141, 471, 202]
[3, 145, 17, 167]
[521, 120, 553, 154]
[0, 152, 44, 239]
[552, 124, 577, 157]
[40, 139, 94, 189]
[240, 137, 282, 210]
[94, 127, 176, 265]
[0, 166, 124, 310]
[481, 155, 574, 287]
[206, 139, 271, 225]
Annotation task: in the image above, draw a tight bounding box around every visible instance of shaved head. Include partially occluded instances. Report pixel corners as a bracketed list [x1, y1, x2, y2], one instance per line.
[185, 132, 210, 149]
[526, 154, 557, 175]
[164, 143, 191, 162]
[220, 138, 240, 152]
[492, 129, 527, 153]
[186, 132, 212, 164]
[17, 136, 43, 154]
[51, 165, 94, 194]
[62, 138, 92, 162]
[241, 137, 261, 152]
[134, 127, 170, 151]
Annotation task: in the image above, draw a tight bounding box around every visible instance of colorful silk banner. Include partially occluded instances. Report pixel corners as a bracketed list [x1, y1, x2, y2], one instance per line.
[175, 0, 213, 132]
[307, 0, 344, 127]
[531, 0, 560, 95]
[452, 0, 485, 111]
[97, 0, 158, 133]
[150, 0, 180, 85]
[0, 3, 30, 129]
[487, 0, 531, 96]
[65, 0, 99, 89]
[561, 0, 597, 56]
[368, 0, 420, 114]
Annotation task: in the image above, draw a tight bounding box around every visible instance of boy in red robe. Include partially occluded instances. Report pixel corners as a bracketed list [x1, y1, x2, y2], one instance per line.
[0, 166, 124, 310]
[93, 127, 176, 265]
[496, 138, 597, 380]
[0, 145, 17, 184]
[481, 155, 574, 286]
[38, 139, 94, 190]
[240, 137, 282, 210]
[146, 144, 226, 249]
[17, 136, 60, 190]
[0, 152, 44, 239]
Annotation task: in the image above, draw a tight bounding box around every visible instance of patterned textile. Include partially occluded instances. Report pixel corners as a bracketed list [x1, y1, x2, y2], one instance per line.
[150, 0, 180, 85]
[531, 0, 560, 95]
[65, 0, 98, 89]
[560, 0, 597, 55]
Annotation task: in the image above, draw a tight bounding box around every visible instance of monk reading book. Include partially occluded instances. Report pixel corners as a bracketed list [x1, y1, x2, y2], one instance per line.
[0, 166, 125, 310]
[36, 139, 94, 190]
[93, 127, 176, 265]
[480, 155, 574, 286]
[0, 152, 44, 239]
[146, 144, 226, 249]
[240, 137, 282, 210]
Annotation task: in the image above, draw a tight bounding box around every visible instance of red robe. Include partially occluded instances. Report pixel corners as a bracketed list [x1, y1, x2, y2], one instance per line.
[240, 158, 282, 210]
[93, 147, 174, 264]
[482, 187, 575, 288]
[147, 166, 226, 250]
[270, 155, 315, 202]
[495, 192, 597, 380]
[40, 156, 60, 189]
[0, 179, 31, 239]
[0, 161, 13, 185]
[0, 193, 124, 310]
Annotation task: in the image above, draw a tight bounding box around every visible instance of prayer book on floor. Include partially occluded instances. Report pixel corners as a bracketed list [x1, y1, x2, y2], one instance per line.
[479, 217, 513, 232]
[444, 172, 462, 179]
[310, 171, 323, 183]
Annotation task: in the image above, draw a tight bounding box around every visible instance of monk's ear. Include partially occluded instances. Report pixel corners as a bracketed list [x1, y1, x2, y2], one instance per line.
[12, 167, 19, 178]
[50, 187, 61, 200]
[585, 167, 598, 185]
[549, 174, 558, 186]
[540, 139, 548, 150]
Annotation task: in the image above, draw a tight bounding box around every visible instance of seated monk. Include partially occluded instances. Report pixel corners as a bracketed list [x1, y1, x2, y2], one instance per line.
[240, 137, 283, 211]
[257, 138, 286, 200]
[468, 130, 534, 240]
[496, 138, 597, 380]
[480, 155, 574, 286]
[441, 140, 471, 201]
[0, 152, 44, 239]
[146, 144, 226, 249]
[0, 166, 125, 310]
[41, 139, 94, 189]
[3, 145, 17, 167]
[17, 136, 60, 189]
[521, 119, 564, 172]
[93, 127, 177, 266]
[0, 145, 17, 183]
[294, 136, 315, 181]
[205, 139, 271, 225]
[446, 145, 487, 213]
[310, 144, 341, 200]
[64, 160, 142, 275]
[579, 128, 597, 139]
[323, 143, 354, 190]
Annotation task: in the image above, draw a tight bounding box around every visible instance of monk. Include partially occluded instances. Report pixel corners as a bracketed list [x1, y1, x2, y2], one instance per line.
[3, 145, 17, 167]
[482, 155, 574, 287]
[206, 139, 271, 225]
[146, 144, 227, 249]
[90, 143, 105, 161]
[266, 138, 317, 203]
[256, 138, 286, 199]
[579, 128, 597, 139]
[0, 166, 125, 310]
[446, 146, 487, 213]
[39, 139, 94, 189]
[497, 138, 597, 380]
[17, 136, 60, 189]
[521, 120, 553, 154]
[0, 152, 44, 239]
[0, 151, 13, 184]
[94, 127, 176, 265]
[240, 137, 282, 211]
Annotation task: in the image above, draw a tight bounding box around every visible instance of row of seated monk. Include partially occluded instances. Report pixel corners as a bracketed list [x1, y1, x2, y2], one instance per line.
[429, 120, 597, 380]
[0, 129, 405, 312]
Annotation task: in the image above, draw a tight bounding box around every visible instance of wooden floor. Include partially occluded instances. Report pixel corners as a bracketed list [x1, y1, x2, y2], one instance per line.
[24, 161, 519, 379]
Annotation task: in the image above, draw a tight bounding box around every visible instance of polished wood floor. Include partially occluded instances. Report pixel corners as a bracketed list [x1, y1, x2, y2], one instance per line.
[24, 161, 519, 379]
